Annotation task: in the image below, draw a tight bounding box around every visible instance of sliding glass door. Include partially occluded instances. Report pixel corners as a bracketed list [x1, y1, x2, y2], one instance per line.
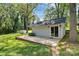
[51, 26, 58, 37]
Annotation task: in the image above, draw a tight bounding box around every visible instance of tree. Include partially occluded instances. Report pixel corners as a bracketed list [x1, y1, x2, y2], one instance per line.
[69, 3, 77, 43]
[44, 3, 69, 20]
[0, 4, 14, 34]
[0, 4, 38, 34]
[18, 4, 38, 33]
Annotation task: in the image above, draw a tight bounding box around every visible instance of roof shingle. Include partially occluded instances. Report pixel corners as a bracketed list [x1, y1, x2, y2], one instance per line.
[32, 17, 66, 26]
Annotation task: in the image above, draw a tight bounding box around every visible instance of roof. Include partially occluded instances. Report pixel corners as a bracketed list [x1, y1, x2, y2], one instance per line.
[31, 17, 66, 26]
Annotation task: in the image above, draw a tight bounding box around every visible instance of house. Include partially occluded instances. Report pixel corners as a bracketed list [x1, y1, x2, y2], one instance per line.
[29, 17, 66, 39]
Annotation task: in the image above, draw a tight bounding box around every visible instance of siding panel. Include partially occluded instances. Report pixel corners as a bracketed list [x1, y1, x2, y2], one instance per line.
[32, 26, 51, 37]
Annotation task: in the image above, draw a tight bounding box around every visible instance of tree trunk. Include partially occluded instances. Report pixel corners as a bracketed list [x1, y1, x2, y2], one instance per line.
[24, 16, 27, 30]
[26, 17, 28, 33]
[26, 4, 29, 33]
[55, 3, 60, 18]
[70, 3, 77, 43]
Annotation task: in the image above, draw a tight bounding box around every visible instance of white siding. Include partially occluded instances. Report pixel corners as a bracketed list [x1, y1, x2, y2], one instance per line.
[58, 23, 65, 38]
[32, 23, 65, 39]
[58, 26, 61, 38]
[32, 25, 51, 37]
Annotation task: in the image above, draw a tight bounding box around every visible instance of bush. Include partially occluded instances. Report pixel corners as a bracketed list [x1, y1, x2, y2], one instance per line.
[28, 33, 36, 36]
[17, 30, 26, 34]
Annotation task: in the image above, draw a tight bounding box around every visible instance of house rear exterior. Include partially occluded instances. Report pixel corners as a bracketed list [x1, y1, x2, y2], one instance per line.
[30, 17, 66, 39]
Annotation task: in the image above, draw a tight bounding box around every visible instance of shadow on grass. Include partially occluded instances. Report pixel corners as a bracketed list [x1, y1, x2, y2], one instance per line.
[0, 33, 52, 56]
[58, 31, 79, 56]
[0, 45, 52, 56]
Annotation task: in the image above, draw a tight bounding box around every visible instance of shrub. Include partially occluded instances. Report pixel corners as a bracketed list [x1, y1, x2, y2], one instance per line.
[28, 33, 36, 36]
[17, 30, 26, 34]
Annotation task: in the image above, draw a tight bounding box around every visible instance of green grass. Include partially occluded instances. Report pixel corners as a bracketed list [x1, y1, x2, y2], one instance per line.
[0, 33, 51, 56]
[59, 32, 79, 56]
[0, 32, 79, 56]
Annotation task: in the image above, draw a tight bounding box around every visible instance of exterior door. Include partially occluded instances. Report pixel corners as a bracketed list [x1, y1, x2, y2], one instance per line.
[55, 26, 58, 37]
[51, 26, 58, 37]
[51, 27, 54, 36]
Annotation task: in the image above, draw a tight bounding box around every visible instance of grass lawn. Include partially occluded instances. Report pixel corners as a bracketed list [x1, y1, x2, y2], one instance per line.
[0, 32, 79, 56]
[0, 33, 51, 56]
[58, 32, 79, 56]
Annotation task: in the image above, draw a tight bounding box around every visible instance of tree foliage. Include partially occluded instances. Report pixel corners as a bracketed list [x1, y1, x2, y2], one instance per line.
[0, 3, 38, 34]
[44, 3, 69, 20]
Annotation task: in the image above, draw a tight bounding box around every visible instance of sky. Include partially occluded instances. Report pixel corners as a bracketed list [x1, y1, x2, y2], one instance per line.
[34, 3, 48, 21]
[33, 3, 55, 21]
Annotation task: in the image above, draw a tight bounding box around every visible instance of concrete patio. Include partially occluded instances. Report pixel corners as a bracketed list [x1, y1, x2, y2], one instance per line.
[17, 36, 60, 47]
